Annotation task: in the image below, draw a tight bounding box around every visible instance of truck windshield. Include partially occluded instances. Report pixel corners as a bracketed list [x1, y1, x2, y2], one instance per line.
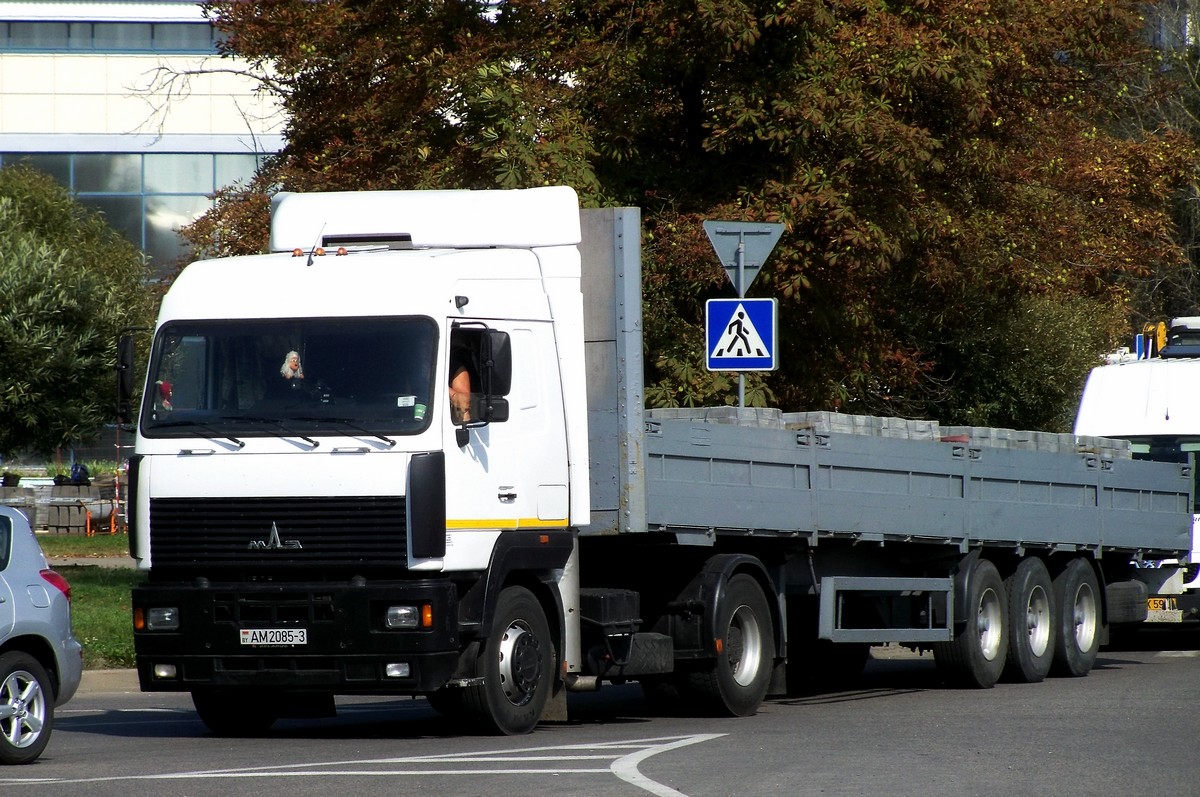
[141, 316, 438, 439]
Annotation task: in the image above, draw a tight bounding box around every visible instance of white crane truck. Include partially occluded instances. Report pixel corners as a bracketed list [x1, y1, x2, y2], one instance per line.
[122, 187, 1193, 736]
[1074, 318, 1200, 623]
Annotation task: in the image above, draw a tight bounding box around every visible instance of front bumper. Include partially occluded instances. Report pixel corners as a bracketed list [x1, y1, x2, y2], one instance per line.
[133, 577, 461, 693]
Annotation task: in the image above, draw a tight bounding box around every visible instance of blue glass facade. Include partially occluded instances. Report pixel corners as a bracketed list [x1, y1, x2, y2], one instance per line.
[0, 151, 264, 274]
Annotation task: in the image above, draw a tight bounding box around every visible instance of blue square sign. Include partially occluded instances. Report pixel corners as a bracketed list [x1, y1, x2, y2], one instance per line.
[706, 298, 778, 371]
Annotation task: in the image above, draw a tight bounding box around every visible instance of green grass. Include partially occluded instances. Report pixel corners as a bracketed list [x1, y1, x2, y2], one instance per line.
[37, 532, 130, 559]
[37, 534, 137, 669]
[58, 565, 139, 669]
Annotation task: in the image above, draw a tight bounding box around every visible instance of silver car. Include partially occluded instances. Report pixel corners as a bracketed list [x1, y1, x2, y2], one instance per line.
[0, 505, 83, 764]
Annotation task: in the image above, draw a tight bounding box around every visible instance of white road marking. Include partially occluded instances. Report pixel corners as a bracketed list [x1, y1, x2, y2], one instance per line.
[610, 734, 726, 797]
[0, 732, 726, 796]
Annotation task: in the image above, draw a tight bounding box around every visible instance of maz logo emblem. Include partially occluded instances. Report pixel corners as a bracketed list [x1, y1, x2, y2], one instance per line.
[248, 522, 303, 551]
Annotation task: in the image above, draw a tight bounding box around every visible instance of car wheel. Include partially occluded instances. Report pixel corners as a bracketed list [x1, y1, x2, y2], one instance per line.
[0, 651, 55, 765]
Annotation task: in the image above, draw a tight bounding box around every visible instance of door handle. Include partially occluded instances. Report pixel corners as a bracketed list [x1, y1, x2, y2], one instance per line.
[498, 488, 517, 503]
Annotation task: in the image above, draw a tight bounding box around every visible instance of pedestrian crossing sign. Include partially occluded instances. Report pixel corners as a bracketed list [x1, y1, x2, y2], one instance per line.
[705, 298, 778, 371]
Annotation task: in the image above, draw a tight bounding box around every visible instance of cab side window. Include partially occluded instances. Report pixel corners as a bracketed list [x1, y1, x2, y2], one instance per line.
[448, 326, 511, 425]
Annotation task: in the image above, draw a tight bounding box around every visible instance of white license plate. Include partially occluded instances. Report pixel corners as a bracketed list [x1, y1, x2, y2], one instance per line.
[240, 628, 307, 646]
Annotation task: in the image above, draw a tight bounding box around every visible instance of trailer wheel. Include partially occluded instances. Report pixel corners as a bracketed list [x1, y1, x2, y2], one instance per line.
[933, 557, 1008, 688]
[1002, 557, 1055, 683]
[463, 586, 553, 735]
[1050, 557, 1100, 677]
[688, 574, 775, 716]
[191, 689, 278, 736]
[0, 651, 55, 765]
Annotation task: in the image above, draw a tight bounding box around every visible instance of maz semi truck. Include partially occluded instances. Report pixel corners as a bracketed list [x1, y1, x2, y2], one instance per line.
[122, 187, 1192, 735]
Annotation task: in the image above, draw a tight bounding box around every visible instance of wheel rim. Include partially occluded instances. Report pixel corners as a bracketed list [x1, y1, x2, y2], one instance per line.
[1026, 584, 1052, 657]
[497, 620, 542, 707]
[976, 587, 1003, 661]
[728, 603, 765, 687]
[0, 669, 47, 750]
[1071, 582, 1098, 652]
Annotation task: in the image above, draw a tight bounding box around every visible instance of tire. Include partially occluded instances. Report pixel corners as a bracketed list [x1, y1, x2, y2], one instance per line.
[1050, 557, 1101, 677]
[687, 574, 776, 716]
[191, 689, 279, 736]
[933, 557, 1008, 688]
[1002, 557, 1055, 683]
[462, 586, 554, 735]
[0, 651, 55, 765]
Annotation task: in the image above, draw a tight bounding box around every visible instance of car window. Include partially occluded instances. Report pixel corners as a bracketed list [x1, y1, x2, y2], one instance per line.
[0, 515, 9, 571]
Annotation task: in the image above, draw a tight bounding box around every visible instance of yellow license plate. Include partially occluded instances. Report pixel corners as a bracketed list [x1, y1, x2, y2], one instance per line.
[1147, 597, 1178, 612]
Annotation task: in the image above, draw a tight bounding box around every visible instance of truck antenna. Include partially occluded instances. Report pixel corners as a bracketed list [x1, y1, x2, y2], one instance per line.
[306, 224, 327, 267]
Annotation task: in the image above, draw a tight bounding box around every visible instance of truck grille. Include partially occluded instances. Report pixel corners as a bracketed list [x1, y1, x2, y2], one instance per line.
[149, 496, 407, 571]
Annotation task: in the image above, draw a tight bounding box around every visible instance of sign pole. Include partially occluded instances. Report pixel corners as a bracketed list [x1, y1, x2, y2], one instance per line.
[736, 233, 746, 407]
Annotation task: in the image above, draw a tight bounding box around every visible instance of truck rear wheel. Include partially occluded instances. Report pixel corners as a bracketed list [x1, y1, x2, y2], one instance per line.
[191, 689, 278, 736]
[1050, 557, 1100, 677]
[687, 573, 775, 716]
[463, 586, 554, 735]
[1002, 557, 1055, 683]
[934, 557, 1008, 688]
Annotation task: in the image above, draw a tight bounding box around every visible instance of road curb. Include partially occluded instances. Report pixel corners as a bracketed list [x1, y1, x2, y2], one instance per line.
[80, 668, 140, 694]
[48, 556, 136, 569]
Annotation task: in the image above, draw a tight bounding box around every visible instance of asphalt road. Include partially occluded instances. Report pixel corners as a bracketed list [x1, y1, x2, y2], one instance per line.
[4, 631, 1198, 797]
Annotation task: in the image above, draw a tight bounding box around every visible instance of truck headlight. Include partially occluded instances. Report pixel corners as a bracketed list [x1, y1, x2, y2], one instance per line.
[145, 606, 180, 631]
[385, 605, 419, 629]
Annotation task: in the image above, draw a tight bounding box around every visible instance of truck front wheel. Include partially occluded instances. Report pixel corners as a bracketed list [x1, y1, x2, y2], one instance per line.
[687, 573, 775, 716]
[1050, 557, 1100, 677]
[464, 586, 554, 735]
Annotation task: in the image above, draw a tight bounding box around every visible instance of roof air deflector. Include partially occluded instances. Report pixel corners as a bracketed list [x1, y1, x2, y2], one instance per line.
[322, 233, 413, 250]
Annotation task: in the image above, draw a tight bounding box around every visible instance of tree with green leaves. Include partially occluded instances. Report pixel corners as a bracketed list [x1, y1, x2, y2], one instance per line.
[0, 165, 154, 459]
[188, 0, 1197, 431]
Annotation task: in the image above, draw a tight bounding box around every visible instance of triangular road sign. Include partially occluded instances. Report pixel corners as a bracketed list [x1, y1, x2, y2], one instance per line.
[703, 220, 784, 295]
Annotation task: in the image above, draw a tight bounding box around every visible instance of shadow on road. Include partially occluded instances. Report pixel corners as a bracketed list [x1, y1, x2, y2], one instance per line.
[56, 627, 1197, 743]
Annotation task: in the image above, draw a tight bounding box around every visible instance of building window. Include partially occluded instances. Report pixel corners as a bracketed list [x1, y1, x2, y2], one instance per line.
[0, 21, 220, 54]
[0, 151, 264, 275]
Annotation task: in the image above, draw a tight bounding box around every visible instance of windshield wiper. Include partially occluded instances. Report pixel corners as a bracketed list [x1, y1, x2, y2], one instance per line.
[150, 419, 245, 449]
[225, 416, 320, 448]
[293, 416, 396, 448]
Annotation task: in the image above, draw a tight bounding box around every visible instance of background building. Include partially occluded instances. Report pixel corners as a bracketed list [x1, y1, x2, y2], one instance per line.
[0, 0, 284, 277]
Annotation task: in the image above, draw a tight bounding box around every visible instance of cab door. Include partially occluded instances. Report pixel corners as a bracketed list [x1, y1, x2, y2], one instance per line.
[439, 321, 569, 571]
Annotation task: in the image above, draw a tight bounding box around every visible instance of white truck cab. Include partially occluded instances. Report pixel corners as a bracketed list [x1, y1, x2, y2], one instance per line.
[1075, 318, 1200, 619]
